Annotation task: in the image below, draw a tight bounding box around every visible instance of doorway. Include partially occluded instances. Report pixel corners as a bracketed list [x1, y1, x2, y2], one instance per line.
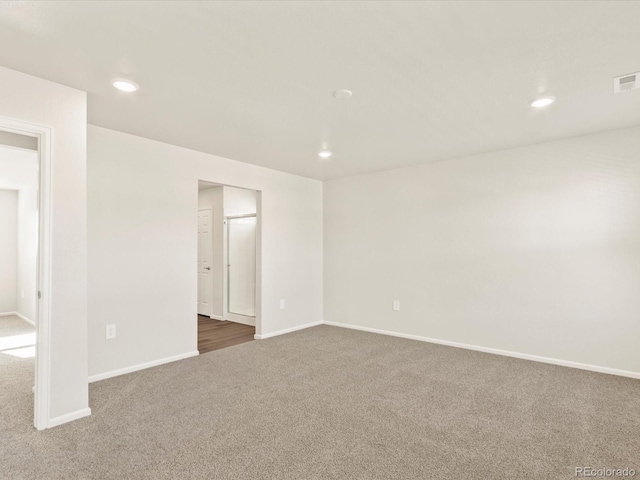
[0, 126, 45, 429]
[197, 181, 259, 354]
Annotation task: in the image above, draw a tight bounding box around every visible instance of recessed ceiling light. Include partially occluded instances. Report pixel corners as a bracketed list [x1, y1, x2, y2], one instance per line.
[333, 89, 353, 100]
[111, 78, 139, 93]
[318, 150, 333, 159]
[530, 96, 555, 108]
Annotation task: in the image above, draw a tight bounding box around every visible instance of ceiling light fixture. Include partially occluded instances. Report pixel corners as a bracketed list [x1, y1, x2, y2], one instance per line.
[333, 89, 353, 99]
[111, 78, 139, 93]
[529, 96, 555, 108]
[318, 150, 333, 159]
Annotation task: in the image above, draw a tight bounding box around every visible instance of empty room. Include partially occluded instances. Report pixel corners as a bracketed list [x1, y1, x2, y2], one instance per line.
[0, 1, 638, 479]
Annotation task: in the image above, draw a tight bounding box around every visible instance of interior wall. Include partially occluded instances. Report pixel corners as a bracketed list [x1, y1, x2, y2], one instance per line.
[0, 130, 37, 151]
[223, 186, 258, 322]
[0, 189, 17, 313]
[324, 125, 640, 375]
[88, 125, 323, 380]
[224, 186, 257, 216]
[226, 215, 257, 319]
[0, 66, 88, 422]
[16, 181, 38, 322]
[198, 186, 224, 318]
[0, 146, 38, 323]
[0, 146, 39, 323]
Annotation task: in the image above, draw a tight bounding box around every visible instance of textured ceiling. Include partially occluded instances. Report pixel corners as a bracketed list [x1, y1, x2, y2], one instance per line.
[0, 1, 639, 179]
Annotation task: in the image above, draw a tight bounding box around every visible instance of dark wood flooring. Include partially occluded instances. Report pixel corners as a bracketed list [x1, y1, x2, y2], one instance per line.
[198, 315, 255, 354]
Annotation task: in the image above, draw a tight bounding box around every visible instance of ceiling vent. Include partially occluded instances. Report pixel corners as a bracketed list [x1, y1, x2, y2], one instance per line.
[613, 72, 639, 93]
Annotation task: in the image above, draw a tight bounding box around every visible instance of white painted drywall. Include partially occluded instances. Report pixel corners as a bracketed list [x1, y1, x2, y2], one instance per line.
[16, 180, 38, 323]
[222, 186, 258, 325]
[0, 146, 38, 322]
[0, 66, 88, 420]
[224, 186, 257, 216]
[198, 186, 224, 318]
[0, 131, 37, 151]
[223, 186, 257, 322]
[0, 189, 17, 312]
[88, 125, 323, 379]
[324, 125, 640, 375]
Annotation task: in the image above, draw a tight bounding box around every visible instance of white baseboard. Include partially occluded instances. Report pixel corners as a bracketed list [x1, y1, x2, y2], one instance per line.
[209, 314, 224, 321]
[323, 321, 640, 380]
[226, 312, 255, 326]
[15, 312, 35, 326]
[0, 311, 35, 326]
[88, 351, 199, 383]
[48, 407, 91, 428]
[255, 320, 323, 340]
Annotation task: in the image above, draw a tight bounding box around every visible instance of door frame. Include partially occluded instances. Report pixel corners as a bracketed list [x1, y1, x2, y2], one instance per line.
[225, 213, 257, 326]
[197, 207, 213, 317]
[196, 181, 262, 337]
[0, 115, 52, 431]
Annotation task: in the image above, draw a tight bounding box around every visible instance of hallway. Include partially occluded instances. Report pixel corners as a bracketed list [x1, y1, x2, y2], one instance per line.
[197, 315, 254, 354]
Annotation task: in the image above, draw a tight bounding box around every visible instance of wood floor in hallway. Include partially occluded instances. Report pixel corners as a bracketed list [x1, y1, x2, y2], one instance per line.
[197, 315, 255, 354]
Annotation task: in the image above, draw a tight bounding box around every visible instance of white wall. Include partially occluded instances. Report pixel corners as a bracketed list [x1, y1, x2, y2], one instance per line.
[88, 125, 323, 379]
[0, 66, 88, 422]
[16, 180, 38, 322]
[0, 145, 39, 322]
[223, 186, 258, 323]
[0, 130, 37, 151]
[198, 186, 224, 318]
[0, 189, 17, 312]
[324, 125, 640, 376]
[224, 186, 257, 216]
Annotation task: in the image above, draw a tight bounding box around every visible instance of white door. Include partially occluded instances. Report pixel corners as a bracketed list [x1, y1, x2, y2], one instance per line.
[197, 209, 213, 316]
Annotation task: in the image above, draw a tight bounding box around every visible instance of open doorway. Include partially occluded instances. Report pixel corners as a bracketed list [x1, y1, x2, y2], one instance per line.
[0, 130, 39, 428]
[197, 181, 259, 354]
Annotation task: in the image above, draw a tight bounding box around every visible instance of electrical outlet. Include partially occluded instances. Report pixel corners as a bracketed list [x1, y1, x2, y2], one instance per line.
[105, 324, 117, 340]
[393, 300, 400, 311]
[279, 299, 285, 309]
[21, 290, 25, 299]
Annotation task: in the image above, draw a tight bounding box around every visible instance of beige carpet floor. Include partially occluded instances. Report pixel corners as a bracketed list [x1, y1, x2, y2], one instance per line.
[0, 314, 36, 432]
[1, 323, 639, 479]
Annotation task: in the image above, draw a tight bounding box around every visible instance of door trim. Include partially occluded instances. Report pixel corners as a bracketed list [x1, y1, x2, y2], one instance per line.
[0, 115, 52, 431]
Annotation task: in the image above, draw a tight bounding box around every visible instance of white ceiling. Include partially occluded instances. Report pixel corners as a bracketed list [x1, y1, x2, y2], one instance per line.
[0, 1, 639, 180]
